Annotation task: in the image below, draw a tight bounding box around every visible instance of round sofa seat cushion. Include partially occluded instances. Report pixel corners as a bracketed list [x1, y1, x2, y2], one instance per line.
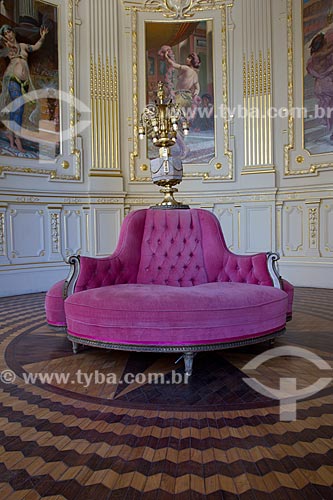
[65, 282, 288, 346]
[45, 280, 66, 326]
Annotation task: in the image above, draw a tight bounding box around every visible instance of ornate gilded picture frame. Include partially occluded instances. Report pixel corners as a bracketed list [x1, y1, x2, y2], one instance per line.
[145, 19, 215, 165]
[285, 0, 333, 176]
[303, 0, 333, 155]
[124, 0, 235, 182]
[0, 0, 82, 181]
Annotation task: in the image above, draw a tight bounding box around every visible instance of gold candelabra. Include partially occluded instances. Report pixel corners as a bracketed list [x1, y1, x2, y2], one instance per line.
[138, 81, 189, 208]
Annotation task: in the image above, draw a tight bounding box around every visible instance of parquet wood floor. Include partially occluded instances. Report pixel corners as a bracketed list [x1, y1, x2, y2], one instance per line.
[0, 287, 332, 498]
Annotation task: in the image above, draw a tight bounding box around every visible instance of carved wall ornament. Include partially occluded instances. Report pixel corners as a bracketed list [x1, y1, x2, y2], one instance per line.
[50, 213, 60, 253]
[0, 213, 5, 256]
[63, 198, 82, 204]
[16, 197, 40, 203]
[144, 0, 213, 18]
[309, 208, 318, 249]
[95, 198, 123, 204]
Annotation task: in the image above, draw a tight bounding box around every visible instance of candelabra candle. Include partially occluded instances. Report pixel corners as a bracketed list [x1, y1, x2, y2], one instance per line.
[139, 82, 189, 152]
[138, 81, 189, 209]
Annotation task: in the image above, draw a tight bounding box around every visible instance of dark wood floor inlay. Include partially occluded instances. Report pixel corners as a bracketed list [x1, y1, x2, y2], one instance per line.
[0, 287, 332, 498]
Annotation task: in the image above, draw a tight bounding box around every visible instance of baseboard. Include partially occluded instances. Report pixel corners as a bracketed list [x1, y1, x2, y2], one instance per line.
[279, 259, 333, 289]
[0, 264, 68, 297]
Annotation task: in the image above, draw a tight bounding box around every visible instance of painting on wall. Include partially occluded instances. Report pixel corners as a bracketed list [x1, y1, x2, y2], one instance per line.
[0, 0, 59, 160]
[145, 20, 214, 164]
[303, 0, 333, 155]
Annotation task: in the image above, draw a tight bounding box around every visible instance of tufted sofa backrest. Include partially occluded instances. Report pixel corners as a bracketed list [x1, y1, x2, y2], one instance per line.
[197, 209, 273, 285]
[134, 208, 273, 287]
[136, 209, 209, 286]
[106, 208, 274, 288]
[74, 209, 275, 292]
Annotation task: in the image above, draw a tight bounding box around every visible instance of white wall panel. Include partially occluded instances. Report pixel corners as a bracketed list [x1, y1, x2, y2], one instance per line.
[62, 209, 83, 258]
[0, 199, 124, 296]
[94, 207, 122, 256]
[215, 207, 234, 250]
[9, 207, 46, 262]
[245, 206, 272, 253]
[322, 202, 333, 256]
[283, 204, 305, 257]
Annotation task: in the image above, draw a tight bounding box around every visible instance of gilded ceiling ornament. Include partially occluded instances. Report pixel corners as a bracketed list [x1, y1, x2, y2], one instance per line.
[144, 0, 211, 18]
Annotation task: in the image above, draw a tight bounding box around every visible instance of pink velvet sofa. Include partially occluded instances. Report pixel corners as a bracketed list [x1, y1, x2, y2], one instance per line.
[45, 208, 293, 375]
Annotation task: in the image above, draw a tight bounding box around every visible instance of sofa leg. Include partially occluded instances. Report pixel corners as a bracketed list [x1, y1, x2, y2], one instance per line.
[184, 351, 194, 376]
[72, 341, 79, 354]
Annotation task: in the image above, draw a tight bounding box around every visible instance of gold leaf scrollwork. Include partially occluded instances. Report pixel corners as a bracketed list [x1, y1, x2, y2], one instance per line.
[0, 213, 5, 256]
[144, 0, 212, 19]
[50, 213, 60, 253]
[309, 207, 318, 248]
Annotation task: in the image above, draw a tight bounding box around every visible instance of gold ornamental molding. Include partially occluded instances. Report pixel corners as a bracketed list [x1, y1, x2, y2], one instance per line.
[89, 0, 120, 175]
[50, 213, 61, 254]
[0, 212, 5, 256]
[241, 0, 274, 175]
[144, 0, 216, 19]
[124, 0, 234, 182]
[0, 0, 82, 181]
[90, 56, 120, 174]
[308, 207, 318, 250]
[285, 0, 333, 176]
[242, 50, 273, 171]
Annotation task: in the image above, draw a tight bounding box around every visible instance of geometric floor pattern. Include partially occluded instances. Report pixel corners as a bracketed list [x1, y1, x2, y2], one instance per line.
[0, 287, 332, 498]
